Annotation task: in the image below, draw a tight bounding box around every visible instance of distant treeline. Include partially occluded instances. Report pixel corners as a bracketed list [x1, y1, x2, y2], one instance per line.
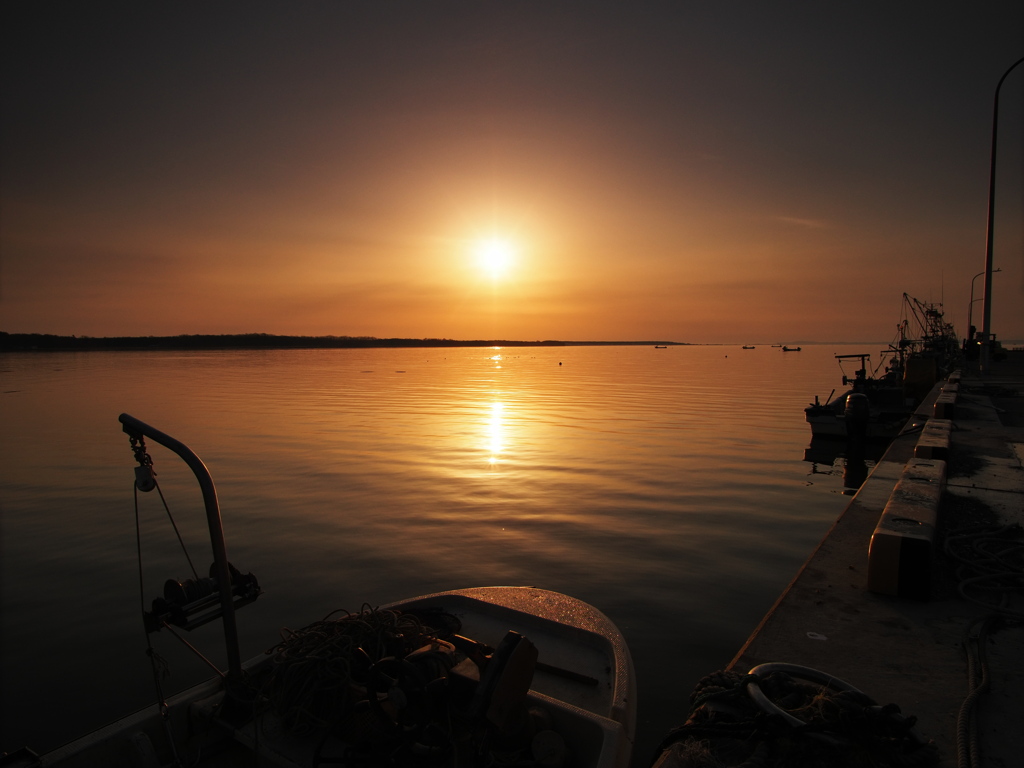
[0, 332, 685, 351]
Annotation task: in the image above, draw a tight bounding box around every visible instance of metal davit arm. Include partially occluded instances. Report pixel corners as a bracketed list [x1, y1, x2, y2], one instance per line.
[119, 413, 244, 683]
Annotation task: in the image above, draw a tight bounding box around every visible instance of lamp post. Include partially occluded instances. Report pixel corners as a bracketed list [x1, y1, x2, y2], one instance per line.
[980, 55, 1024, 373]
[968, 267, 1000, 337]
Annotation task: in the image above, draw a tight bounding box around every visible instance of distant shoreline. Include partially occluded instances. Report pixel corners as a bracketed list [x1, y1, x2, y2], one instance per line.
[0, 332, 689, 352]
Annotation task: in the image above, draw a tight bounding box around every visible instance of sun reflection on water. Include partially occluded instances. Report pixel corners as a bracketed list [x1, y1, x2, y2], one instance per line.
[487, 402, 504, 465]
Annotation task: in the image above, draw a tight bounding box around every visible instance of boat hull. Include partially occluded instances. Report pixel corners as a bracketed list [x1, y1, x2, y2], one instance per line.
[804, 401, 909, 440]
[29, 587, 635, 768]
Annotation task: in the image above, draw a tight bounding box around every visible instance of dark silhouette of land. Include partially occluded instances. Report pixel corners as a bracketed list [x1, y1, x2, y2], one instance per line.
[0, 332, 687, 351]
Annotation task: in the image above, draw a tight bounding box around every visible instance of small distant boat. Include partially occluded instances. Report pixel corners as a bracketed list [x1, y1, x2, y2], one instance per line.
[654, 345, 667, 348]
[782, 346, 801, 352]
[742, 345, 755, 349]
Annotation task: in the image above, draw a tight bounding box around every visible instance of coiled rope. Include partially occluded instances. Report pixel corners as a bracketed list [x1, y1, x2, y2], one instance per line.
[955, 616, 994, 768]
[257, 606, 454, 735]
[651, 667, 937, 768]
[944, 523, 1024, 768]
[944, 524, 1024, 619]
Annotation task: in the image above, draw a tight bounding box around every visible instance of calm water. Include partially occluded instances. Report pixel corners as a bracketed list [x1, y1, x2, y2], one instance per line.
[1, 344, 875, 760]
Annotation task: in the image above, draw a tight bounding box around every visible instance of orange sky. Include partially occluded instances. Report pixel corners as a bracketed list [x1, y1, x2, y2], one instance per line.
[2, 4, 1022, 343]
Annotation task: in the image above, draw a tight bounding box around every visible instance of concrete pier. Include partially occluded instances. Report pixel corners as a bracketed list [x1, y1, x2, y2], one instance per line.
[729, 349, 1024, 767]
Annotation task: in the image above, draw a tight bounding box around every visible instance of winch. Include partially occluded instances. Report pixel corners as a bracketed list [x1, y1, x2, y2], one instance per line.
[144, 562, 260, 634]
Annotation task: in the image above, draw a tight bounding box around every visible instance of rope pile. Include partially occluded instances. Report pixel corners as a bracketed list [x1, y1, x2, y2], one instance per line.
[258, 605, 456, 735]
[944, 523, 1024, 768]
[249, 606, 560, 765]
[944, 523, 1024, 620]
[651, 667, 938, 768]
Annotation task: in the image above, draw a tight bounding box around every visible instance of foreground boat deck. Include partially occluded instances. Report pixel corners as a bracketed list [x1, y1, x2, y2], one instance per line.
[21, 587, 635, 768]
[730, 350, 1024, 767]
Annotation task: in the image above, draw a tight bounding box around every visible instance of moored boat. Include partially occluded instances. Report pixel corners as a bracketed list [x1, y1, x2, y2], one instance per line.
[16, 414, 636, 768]
[804, 353, 911, 440]
[804, 294, 960, 441]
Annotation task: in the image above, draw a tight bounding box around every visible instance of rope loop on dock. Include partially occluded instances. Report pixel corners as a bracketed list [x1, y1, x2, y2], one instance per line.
[651, 664, 938, 768]
[945, 523, 1024, 619]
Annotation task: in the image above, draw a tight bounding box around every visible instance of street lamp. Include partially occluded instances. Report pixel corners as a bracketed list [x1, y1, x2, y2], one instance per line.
[980, 55, 1024, 373]
[968, 267, 1000, 337]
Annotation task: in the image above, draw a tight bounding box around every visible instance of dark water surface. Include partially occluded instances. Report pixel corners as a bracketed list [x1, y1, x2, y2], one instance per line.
[1, 344, 875, 759]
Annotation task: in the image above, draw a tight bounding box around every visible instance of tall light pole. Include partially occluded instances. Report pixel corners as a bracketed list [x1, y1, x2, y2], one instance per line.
[980, 55, 1024, 373]
[968, 267, 1000, 342]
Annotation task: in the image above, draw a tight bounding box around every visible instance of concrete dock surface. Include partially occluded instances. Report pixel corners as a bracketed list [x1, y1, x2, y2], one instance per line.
[729, 349, 1024, 768]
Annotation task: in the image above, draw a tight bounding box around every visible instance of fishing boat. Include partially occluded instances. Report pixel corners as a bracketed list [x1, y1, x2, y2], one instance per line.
[804, 294, 960, 441]
[741, 345, 755, 349]
[781, 346, 801, 352]
[17, 414, 636, 768]
[803, 353, 911, 440]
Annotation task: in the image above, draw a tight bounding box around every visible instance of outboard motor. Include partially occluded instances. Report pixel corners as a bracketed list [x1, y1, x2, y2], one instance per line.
[844, 393, 870, 441]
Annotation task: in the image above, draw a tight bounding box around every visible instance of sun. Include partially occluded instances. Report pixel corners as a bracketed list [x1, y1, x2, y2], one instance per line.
[474, 237, 516, 279]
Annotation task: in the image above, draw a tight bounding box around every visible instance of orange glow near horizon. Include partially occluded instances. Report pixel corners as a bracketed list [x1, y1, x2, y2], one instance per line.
[2, 6, 1022, 344]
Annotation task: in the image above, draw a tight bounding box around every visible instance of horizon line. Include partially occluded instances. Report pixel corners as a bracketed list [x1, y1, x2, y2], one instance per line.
[1, 331, 896, 350]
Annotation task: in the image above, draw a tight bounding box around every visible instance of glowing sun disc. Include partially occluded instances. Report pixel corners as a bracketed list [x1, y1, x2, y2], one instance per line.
[475, 238, 515, 278]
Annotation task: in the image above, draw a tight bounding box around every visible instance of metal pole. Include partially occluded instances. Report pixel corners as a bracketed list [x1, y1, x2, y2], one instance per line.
[119, 413, 244, 682]
[968, 270, 983, 335]
[969, 268, 1000, 337]
[980, 56, 1024, 374]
